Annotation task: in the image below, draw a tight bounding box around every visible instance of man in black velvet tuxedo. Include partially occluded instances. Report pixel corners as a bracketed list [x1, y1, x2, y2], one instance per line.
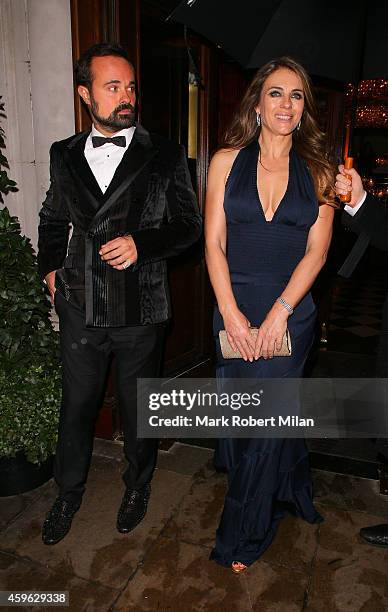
[336, 164, 388, 548]
[38, 43, 201, 545]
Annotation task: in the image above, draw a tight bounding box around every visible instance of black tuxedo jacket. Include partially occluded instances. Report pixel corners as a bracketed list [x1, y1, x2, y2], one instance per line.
[340, 193, 388, 366]
[339, 194, 388, 278]
[37, 124, 202, 327]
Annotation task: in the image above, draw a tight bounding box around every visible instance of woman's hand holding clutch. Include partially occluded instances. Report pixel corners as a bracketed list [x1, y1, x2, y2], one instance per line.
[254, 303, 289, 360]
[222, 307, 255, 362]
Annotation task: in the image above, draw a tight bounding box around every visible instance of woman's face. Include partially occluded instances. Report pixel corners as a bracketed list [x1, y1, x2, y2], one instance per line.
[255, 67, 305, 136]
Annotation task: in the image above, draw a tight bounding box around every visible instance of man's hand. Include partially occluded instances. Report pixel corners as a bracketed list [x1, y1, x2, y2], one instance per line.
[45, 270, 56, 303]
[99, 235, 138, 270]
[335, 165, 365, 208]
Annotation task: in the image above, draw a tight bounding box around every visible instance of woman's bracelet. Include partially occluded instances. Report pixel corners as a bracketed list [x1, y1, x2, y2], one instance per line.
[277, 296, 294, 315]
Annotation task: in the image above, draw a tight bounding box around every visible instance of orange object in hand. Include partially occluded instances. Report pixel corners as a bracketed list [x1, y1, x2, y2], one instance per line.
[339, 157, 353, 203]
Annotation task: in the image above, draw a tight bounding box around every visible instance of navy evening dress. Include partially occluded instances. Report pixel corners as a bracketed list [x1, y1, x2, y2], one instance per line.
[211, 140, 323, 568]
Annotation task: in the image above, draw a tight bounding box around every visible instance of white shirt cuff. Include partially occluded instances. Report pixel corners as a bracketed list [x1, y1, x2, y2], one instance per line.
[344, 191, 367, 217]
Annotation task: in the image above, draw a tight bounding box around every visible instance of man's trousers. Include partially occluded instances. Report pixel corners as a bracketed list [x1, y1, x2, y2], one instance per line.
[54, 291, 166, 505]
[376, 297, 388, 464]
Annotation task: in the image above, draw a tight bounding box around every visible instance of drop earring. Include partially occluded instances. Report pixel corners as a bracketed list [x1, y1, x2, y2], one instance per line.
[296, 120, 301, 131]
[256, 113, 261, 127]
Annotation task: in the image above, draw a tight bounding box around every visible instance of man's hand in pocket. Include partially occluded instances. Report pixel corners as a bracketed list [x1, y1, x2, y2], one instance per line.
[45, 270, 56, 303]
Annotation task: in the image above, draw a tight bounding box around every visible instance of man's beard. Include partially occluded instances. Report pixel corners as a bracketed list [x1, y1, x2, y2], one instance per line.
[90, 95, 136, 132]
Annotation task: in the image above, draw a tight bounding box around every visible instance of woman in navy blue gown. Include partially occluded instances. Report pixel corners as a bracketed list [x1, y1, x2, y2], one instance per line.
[205, 57, 335, 572]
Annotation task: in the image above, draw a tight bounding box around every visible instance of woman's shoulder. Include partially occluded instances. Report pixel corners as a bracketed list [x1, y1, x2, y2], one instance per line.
[212, 147, 241, 165]
[209, 147, 241, 181]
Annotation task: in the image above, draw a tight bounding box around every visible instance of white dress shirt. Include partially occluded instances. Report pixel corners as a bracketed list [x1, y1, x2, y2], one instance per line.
[344, 190, 367, 217]
[84, 125, 136, 193]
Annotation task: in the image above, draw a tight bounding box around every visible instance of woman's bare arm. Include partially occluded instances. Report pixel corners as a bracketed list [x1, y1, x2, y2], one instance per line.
[205, 150, 255, 361]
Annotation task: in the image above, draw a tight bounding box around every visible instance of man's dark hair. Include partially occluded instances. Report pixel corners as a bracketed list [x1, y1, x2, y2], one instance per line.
[74, 43, 133, 88]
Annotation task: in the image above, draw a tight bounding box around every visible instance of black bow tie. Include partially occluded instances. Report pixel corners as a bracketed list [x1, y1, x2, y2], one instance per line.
[92, 135, 126, 148]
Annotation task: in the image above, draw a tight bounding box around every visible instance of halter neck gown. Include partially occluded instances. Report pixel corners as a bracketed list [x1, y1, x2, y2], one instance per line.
[211, 140, 323, 568]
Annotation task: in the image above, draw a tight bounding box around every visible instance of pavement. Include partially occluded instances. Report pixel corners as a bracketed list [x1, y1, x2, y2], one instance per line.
[1, 440, 388, 612]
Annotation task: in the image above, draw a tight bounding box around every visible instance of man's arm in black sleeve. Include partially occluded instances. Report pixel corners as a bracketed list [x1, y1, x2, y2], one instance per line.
[37, 144, 71, 279]
[342, 194, 388, 252]
[131, 145, 202, 266]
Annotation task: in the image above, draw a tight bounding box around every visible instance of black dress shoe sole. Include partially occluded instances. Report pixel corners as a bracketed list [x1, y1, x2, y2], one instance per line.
[42, 535, 67, 546]
[359, 537, 388, 548]
[41, 502, 80, 546]
[42, 524, 72, 546]
[117, 507, 148, 534]
[42, 522, 73, 546]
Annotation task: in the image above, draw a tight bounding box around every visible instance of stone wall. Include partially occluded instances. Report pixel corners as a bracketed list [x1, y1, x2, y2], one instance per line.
[0, 0, 74, 246]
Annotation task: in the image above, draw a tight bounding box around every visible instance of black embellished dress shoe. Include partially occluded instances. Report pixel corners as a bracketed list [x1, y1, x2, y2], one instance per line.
[42, 497, 80, 545]
[117, 484, 151, 534]
[359, 524, 388, 547]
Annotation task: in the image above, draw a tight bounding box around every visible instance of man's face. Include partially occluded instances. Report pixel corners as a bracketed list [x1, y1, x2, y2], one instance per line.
[78, 55, 136, 134]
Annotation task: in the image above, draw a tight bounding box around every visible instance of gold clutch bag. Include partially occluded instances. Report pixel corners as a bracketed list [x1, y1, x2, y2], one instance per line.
[219, 327, 292, 359]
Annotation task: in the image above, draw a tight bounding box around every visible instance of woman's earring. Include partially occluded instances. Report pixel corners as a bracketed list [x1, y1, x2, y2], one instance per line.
[296, 120, 301, 131]
[256, 113, 261, 127]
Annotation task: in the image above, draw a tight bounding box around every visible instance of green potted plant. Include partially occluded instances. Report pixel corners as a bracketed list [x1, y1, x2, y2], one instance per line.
[0, 97, 61, 495]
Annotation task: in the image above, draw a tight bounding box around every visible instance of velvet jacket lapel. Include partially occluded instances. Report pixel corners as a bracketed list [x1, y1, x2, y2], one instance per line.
[64, 131, 103, 209]
[102, 134, 136, 201]
[88, 124, 159, 232]
[63, 125, 158, 225]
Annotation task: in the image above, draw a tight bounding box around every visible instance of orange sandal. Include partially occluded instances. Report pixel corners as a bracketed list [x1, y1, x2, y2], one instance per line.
[231, 561, 247, 573]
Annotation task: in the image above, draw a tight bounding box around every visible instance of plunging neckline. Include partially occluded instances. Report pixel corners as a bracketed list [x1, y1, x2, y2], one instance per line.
[254, 146, 291, 223]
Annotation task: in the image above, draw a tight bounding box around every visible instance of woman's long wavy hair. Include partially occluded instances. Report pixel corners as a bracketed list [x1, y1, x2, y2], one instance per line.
[221, 57, 336, 206]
